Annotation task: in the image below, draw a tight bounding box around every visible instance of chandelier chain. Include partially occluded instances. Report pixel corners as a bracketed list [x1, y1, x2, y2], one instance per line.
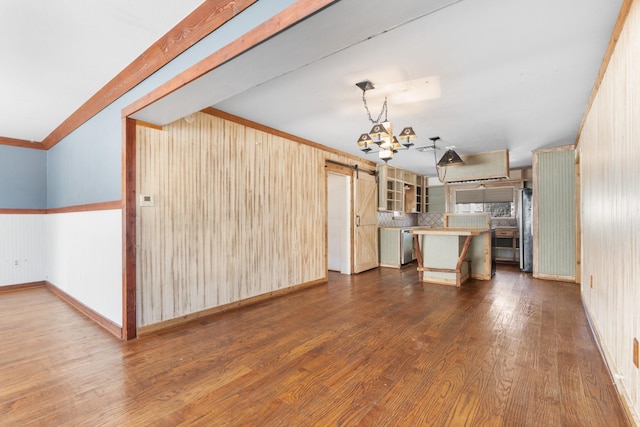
[362, 92, 388, 124]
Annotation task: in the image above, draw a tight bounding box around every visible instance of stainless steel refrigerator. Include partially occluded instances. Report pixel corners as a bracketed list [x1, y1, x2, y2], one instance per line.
[519, 188, 533, 272]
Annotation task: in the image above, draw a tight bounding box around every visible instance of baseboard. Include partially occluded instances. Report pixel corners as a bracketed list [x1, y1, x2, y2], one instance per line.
[45, 281, 122, 339]
[138, 277, 328, 336]
[0, 281, 45, 292]
[582, 297, 638, 426]
[533, 272, 576, 282]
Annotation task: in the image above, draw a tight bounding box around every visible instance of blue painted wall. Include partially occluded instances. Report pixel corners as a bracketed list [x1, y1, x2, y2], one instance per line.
[0, 145, 46, 209]
[45, 0, 297, 209]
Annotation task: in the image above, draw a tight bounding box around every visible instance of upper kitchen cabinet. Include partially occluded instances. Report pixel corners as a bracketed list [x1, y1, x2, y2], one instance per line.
[425, 176, 446, 213]
[377, 165, 423, 213]
[415, 175, 424, 213]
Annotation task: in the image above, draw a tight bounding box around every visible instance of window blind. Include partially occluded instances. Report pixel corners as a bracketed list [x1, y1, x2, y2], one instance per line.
[455, 187, 514, 204]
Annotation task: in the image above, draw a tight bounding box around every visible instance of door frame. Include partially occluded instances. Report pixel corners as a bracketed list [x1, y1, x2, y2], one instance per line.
[325, 163, 355, 274]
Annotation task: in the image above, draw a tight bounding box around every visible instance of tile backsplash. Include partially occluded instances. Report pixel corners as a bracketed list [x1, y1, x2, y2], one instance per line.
[378, 212, 517, 228]
[377, 212, 418, 228]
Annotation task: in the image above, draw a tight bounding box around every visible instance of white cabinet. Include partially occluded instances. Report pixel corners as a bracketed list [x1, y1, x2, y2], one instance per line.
[379, 228, 416, 268]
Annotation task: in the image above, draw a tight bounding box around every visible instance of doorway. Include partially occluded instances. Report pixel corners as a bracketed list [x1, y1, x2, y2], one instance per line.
[327, 172, 351, 274]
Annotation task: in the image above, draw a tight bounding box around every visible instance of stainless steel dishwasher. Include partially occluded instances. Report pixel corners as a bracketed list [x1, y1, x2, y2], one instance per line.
[401, 229, 415, 265]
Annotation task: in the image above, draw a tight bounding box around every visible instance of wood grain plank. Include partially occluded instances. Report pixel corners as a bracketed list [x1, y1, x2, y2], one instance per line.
[0, 266, 630, 425]
[577, 0, 640, 420]
[135, 112, 370, 327]
[122, 0, 339, 118]
[41, 0, 259, 149]
[0, 136, 45, 149]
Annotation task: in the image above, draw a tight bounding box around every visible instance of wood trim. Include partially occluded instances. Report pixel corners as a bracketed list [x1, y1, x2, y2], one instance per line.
[532, 151, 539, 277]
[203, 108, 377, 168]
[0, 202, 120, 215]
[0, 136, 45, 150]
[0, 281, 45, 292]
[137, 277, 328, 336]
[122, 0, 339, 118]
[122, 117, 137, 340]
[413, 235, 423, 281]
[575, 0, 634, 146]
[40, 0, 259, 150]
[532, 144, 576, 154]
[124, 0, 338, 339]
[582, 299, 638, 426]
[532, 273, 576, 283]
[0, 208, 47, 215]
[46, 200, 122, 214]
[45, 281, 122, 338]
[574, 153, 582, 285]
[135, 120, 163, 131]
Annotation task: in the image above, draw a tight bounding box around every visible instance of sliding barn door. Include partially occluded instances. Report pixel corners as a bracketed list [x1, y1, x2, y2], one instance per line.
[354, 171, 378, 273]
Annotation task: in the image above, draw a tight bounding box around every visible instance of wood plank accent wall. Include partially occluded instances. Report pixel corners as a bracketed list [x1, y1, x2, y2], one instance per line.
[135, 112, 370, 326]
[532, 146, 576, 282]
[578, 0, 640, 420]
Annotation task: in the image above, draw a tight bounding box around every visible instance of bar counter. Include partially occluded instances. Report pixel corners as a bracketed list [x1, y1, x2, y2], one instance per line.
[410, 227, 494, 287]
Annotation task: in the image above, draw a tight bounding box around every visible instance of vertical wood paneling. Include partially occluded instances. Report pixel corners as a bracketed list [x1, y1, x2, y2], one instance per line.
[534, 148, 576, 280]
[136, 112, 361, 326]
[579, 0, 640, 422]
[0, 214, 46, 286]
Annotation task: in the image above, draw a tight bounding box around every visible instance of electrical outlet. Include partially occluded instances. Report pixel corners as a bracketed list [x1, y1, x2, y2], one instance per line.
[634, 338, 639, 369]
[14, 260, 19, 266]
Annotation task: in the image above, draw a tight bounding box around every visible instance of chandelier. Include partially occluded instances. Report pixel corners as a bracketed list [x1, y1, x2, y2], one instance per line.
[354, 80, 465, 169]
[354, 80, 416, 162]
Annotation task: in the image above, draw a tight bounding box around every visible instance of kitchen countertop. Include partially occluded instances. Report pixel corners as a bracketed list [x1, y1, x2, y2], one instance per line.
[410, 227, 489, 236]
[378, 226, 431, 231]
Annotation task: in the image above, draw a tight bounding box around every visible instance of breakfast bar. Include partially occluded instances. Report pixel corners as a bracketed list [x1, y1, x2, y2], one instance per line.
[410, 214, 494, 287]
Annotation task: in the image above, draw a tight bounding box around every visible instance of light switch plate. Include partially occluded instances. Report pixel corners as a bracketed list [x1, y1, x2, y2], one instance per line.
[139, 194, 155, 207]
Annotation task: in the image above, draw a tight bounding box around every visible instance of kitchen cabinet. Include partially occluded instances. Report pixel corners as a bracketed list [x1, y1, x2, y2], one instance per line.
[425, 185, 445, 212]
[415, 175, 424, 213]
[494, 227, 519, 263]
[379, 228, 415, 268]
[378, 165, 423, 213]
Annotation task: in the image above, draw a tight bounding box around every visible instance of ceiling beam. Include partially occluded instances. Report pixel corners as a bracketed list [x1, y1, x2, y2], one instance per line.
[0, 136, 45, 150]
[41, 0, 259, 150]
[122, 0, 339, 118]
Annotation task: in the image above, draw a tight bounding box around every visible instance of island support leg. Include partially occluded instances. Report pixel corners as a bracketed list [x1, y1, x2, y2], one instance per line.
[455, 235, 474, 287]
[413, 234, 423, 281]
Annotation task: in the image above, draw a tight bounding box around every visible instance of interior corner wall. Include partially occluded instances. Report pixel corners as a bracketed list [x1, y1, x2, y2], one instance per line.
[0, 146, 47, 288]
[37, 2, 296, 327]
[135, 112, 364, 326]
[0, 145, 46, 209]
[578, 0, 640, 421]
[45, 210, 123, 324]
[0, 214, 47, 286]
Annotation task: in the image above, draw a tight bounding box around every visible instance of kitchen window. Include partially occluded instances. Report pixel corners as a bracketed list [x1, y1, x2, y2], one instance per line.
[454, 186, 515, 218]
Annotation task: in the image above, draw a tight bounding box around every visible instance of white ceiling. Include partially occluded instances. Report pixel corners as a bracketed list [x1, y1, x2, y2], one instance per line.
[0, 0, 202, 142]
[2, 0, 623, 176]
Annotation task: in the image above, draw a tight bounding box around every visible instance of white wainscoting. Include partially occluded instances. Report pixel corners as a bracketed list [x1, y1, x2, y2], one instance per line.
[0, 214, 47, 286]
[45, 210, 122, 326]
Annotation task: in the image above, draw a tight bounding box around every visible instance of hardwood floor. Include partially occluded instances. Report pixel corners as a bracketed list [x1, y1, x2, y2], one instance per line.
[0, 265, 630, 426]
